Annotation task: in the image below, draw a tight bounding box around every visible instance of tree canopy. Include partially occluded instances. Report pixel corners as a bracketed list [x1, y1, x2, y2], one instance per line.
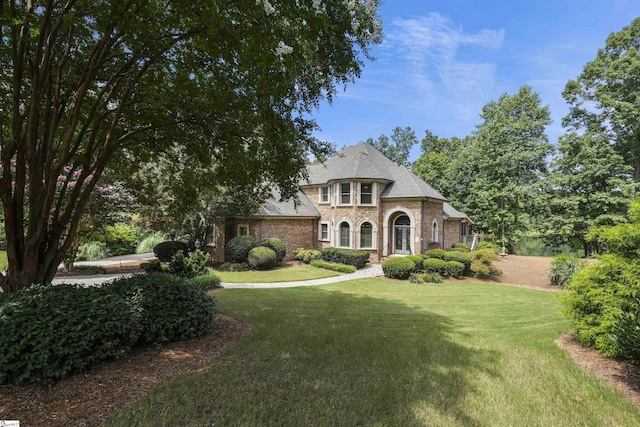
[366, 126, 417, 167]
[0, 0, 382, 291]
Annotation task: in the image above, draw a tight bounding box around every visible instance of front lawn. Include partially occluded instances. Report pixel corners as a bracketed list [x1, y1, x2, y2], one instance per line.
[108, 280, 640, 426]
[217, 264, 340, 283]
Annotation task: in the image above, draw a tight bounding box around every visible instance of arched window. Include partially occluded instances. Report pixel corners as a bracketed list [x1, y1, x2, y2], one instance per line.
[339, 221, 351, 248]
[432, 219, 439, 243]
[360, 222, 373, 249]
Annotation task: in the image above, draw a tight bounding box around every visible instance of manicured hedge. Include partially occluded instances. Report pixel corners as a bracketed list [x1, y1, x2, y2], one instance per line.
[153, 240, 189, 262]
[0, 274, 216, 384]
[424, 248, 446, 260]
[261, 238, 286, 265]
[225, 235, 257, 263]
[451, 243, 471, 252]
[446, 261, 465, 278]
[310, 259, 356, 273]
[423, 258, 447, 275]
[248, 246, 277, 270]
[443, 251, 472, 272]
[293, 248, 322, 264]
[321, 248, 370, 269]
[382, 257, 415, 280]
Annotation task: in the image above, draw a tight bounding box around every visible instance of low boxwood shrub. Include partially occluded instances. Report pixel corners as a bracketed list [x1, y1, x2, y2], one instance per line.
[424, 248, 446, 260]
[110, 274, 216, 344]
[225, 235, 257, 263]
[423, 258, 447, 275]
[261, 237, 286, 265]
[443, 251, 472, 273]
[470, 249, 501, 277]
[293, 248, 322, 264]
[382, 257, 415, 280]
[153, 241, 189, 263]
[310, 259, 356, 273]
[217, 262, 250, 272]
[248, 246, 277, 270]
[0, 284, 142, 384]
[446, 261, 465, 279]
[549, 255, 583, 286]
[406, 255, 424, 271]
[321, 247, 369, 269]
[451, 243, 471, 252]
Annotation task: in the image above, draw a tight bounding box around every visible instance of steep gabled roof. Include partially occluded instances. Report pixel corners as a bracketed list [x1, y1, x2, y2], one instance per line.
[305, 142, 446, 201]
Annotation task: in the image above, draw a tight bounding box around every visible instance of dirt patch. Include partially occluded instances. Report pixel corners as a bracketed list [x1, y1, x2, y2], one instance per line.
[0, 315, 249, 427]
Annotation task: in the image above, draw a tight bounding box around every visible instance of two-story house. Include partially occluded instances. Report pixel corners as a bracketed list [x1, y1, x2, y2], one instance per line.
[206, 142, 471, 263]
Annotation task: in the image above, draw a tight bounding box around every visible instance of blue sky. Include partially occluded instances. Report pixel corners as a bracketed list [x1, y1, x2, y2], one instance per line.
[313, 0, 640, 162]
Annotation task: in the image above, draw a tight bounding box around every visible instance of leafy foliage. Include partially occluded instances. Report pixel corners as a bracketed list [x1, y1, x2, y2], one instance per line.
[451, 243, 471, 252]
[153, 241, 190, 263]
[97, 223, 140, 256]
[141, 259, 165, 274]
[248, 246, 278, 271]
[423, 258, 447, 275]
[190, 269, 222, 291]
[226, 236, 258, 264]
[261, 238, 286, 265]
[75, 241, 110, 261]
[409, 272, 443, 284]
[136, 232, 169, 254]
[217, 262, 251, 272]
[293, 248, 322, 264]
[320, 248, 370, 269]
[381, 257, 415, 280]
[470, 249, 501, 278]
[446, 261, 465, 279]
[310, 259, 356, 274]
[443, 251, 472, 272]
[424, 249, 446, 260]
[366, 126, 418, 167]
[169, 250, 210, 279]
[0, 0, 382, 291]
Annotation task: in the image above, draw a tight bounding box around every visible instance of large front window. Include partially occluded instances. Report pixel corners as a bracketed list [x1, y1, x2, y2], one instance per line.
[339, 222, 351, 247]
[320, 186, 330, 204]
[340, 183, 351, 205]
[360, 222, 373, 248]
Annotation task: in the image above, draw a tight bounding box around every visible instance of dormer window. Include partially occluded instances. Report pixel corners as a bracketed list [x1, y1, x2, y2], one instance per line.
[320, 186, 330, 204]
[339, 182, 352, 205]
[360, 183, 373, 205]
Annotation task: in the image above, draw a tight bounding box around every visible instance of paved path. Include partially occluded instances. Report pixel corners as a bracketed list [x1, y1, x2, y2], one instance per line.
[53, 255, 385, 288]
[221, 264, 384, 289]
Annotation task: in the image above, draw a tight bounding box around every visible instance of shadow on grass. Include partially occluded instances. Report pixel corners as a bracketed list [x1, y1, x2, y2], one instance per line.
[108, 286, 501, 426]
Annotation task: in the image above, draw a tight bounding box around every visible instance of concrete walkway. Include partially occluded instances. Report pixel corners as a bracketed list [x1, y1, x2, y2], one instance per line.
[53, 254, 385, 288]
[221, 264, 384, 289]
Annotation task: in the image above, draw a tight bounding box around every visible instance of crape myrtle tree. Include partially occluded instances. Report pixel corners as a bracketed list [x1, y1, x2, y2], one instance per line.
[563, 17, 640, 180]
[0, 0, 382, 292]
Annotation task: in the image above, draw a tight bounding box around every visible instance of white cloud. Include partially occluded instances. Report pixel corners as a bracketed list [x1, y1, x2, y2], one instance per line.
[384, 13, 505, 125]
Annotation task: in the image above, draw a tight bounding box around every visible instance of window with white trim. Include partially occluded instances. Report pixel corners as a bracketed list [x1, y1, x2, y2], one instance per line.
[238, 224, 249, 236]
[339, 182, 352, 205]
[431, 220, 438, 243]
[319, 222, 330, 241]
[205, 225, 216, 247]
[359, 182, 373, 205]
[339, 221, 351, 247]
[320, 186, 330, 204]
[359, 221, 374, 249]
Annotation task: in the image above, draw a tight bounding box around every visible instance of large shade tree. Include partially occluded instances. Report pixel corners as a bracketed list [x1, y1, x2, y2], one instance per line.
[563, 17, 640, 180]
[365, 126, 417, 168]
[0, 0, 382, 292]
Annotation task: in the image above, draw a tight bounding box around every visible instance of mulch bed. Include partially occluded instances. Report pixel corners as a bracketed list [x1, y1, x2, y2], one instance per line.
[0, 315, 250, 427]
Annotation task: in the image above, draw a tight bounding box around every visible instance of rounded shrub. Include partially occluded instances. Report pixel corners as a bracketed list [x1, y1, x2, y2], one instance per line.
[382, 257, 415, 280]
[446, 261, 465, 279]
[406, 255, 424, 271]
[0, 284, 142, 384]
[423, 258, 447, 275]
[424, 248, 446, 260]
[261, 237, 286, 265]
[451, 243, 471, 252]
[153, 240, 189, 263]
[444, 251, 472, 272]
[225, 235, 257, 263]
[248, 246, 277, 270]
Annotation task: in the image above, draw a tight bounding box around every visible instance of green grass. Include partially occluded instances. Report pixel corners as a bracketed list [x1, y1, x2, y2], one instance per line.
[0, 250, 7, 271]
[217, 264, 340, 283]
[108, 280, 640, 426]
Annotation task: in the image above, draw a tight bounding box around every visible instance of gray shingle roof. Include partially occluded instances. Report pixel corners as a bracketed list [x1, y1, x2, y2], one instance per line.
[443, 202, 473, 223]
[306, 142, 447, 201]
[259, 188, 320, 217]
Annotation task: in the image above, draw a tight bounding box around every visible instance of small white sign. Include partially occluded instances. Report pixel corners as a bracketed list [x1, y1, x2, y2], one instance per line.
[0, 421, 20, 427]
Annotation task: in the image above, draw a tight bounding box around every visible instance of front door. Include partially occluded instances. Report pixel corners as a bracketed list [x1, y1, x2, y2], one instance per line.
[393, 215, 411, 255]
